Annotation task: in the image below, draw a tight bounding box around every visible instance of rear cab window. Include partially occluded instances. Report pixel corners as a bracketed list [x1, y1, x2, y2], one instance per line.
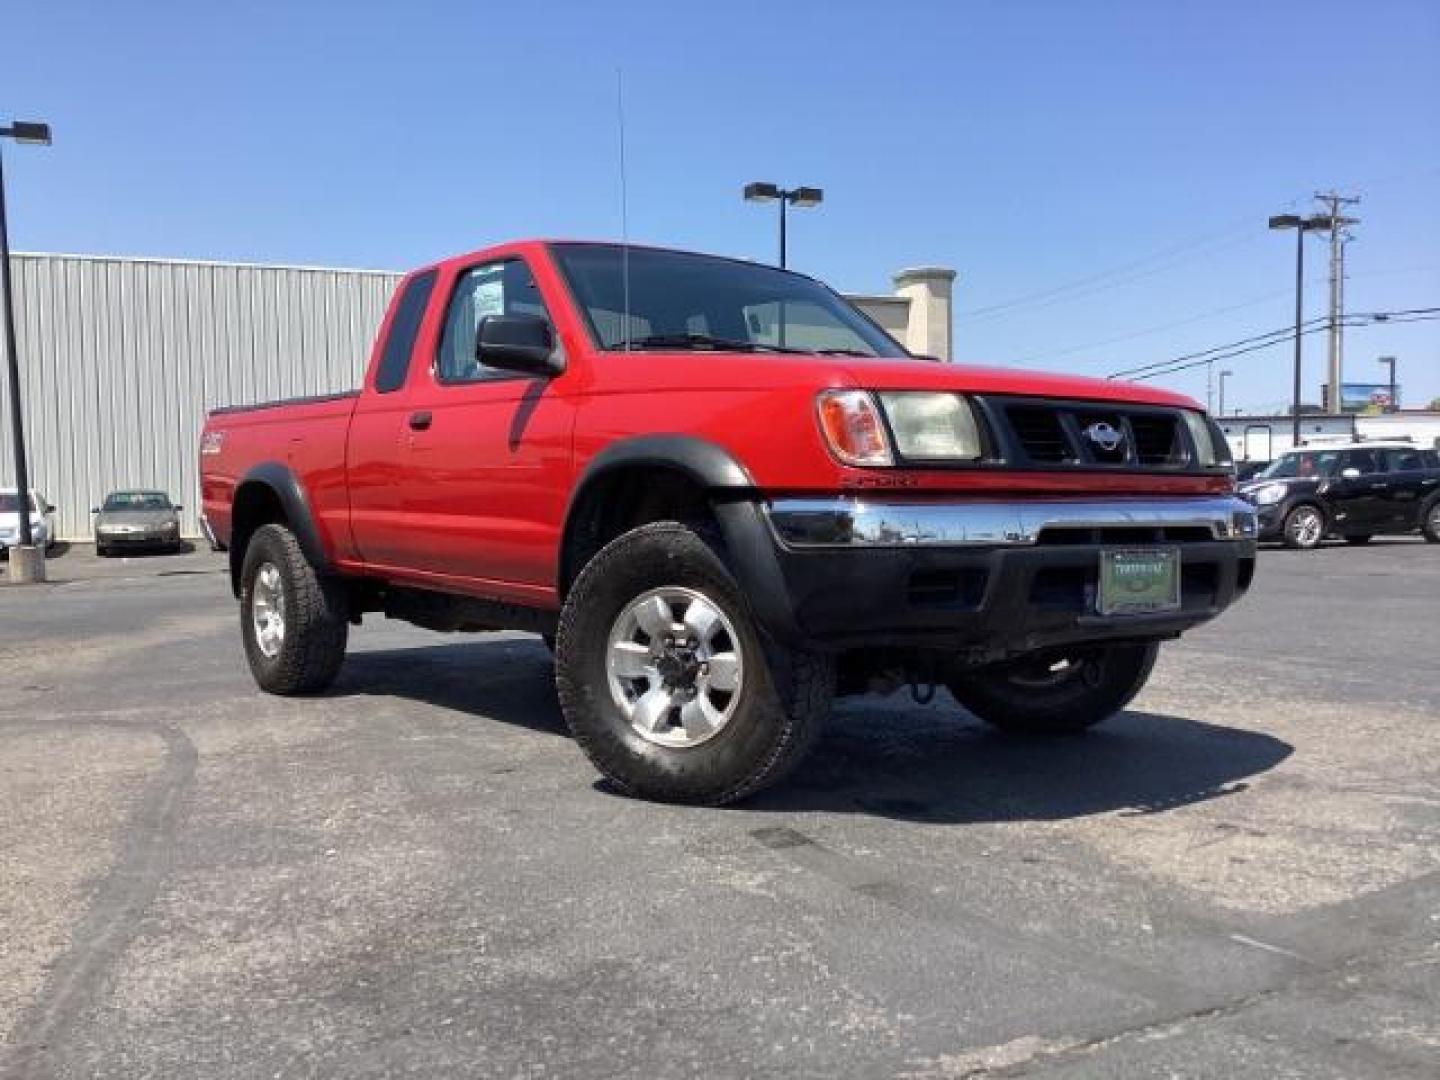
[374, 269, 438, 393]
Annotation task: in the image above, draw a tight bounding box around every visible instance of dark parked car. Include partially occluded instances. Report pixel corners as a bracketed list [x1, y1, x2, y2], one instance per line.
[92, 489, 184, 555]
[1237, 443, 1440, 549]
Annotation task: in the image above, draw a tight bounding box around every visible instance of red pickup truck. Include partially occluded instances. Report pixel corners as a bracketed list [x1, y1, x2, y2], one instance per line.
[200, 240, 1257, 804]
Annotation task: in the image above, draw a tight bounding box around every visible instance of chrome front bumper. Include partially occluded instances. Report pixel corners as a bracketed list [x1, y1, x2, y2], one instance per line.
[766, 495, 1258, 548]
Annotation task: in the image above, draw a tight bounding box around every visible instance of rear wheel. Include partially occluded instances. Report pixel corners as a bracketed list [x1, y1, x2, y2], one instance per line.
[555, 521, 832, 805]
[1344, 534, 1373, 546]
[240, 523, 349, 694]
[1281, 504, 1325, 550]
[948, 642, 1159, 735]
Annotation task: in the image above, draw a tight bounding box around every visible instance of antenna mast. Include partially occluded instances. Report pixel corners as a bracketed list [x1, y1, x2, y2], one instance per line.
[617, 68, 631, 351]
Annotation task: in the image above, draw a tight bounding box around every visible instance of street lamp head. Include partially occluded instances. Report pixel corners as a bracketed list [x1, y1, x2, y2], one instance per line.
[743, 182, 781, 203]
[786, 186, 823, 208]
[1220, 369, 1233, 377]
[3, 121, 51, 146]
[1268, 214, 1301, 230]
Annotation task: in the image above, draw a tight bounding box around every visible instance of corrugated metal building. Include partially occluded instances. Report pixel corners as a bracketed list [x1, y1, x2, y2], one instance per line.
[1, 252, 953, 541]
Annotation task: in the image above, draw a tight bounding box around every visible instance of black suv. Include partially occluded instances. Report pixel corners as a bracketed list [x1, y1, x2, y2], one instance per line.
[1238, 443, 1440, 549]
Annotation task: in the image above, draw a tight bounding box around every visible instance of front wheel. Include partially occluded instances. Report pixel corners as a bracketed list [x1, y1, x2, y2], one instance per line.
[948, 642, 1160, 735]
[555, 521, 833, 805]
[1423, 499, 1440, 544]
[1281, 504, 1326, 550]
[240, 523, 349, 695]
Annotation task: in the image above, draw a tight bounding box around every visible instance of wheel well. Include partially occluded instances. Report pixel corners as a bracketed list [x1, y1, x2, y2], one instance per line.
[559, 466, 718, 597]
[229, 482, 288, 595]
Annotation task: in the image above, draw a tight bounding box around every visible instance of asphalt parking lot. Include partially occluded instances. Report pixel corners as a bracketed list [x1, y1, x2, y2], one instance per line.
[2, 539, 1437, 1078]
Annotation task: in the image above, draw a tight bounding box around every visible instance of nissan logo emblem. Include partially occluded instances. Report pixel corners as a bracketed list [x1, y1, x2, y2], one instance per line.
[1083, 421, 1125, 453]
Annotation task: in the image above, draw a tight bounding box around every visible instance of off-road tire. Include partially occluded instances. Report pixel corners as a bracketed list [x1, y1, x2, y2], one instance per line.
[555, 520, 833, 805]
[1281, 503, 1326, 550]
[96, 543, 110, 558]
[948, 642, 1160, 735]
[240, 523, 349, 695]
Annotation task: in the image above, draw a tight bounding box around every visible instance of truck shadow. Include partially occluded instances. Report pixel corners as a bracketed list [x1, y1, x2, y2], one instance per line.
[334, 637, 1293, 826]
[335, 637, 568, 738]
[749, 698, 1294, 824]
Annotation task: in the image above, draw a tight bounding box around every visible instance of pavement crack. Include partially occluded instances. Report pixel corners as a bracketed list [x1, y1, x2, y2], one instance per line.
[1, 719, 198, 1080]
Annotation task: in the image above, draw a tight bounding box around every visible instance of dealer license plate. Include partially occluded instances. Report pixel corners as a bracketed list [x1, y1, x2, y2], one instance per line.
[1097, 548, 1180, 616]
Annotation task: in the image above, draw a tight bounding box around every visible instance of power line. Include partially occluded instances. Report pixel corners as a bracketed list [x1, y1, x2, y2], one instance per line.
[1107, 317, 1329, 379]
[957, 191, 1319, 323]
[1011, 266, 1440, 369]
[1012, 287, 1297, 365]
[1108, 307, 1440, 382]
[960, 229, 1262, 322]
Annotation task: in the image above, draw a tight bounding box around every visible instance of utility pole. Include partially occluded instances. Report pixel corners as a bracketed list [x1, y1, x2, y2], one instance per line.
[1315, 191, 1360, 414]
[1206, 357, 1214, 413]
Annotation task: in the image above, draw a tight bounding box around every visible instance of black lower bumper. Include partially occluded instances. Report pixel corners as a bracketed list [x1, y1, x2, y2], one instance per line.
[715, 498, 1257, 662]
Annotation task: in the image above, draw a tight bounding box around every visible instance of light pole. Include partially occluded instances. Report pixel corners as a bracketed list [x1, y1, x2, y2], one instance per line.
[1377, 356, 1397, 413]
[1268, 212, 1330, 446]
[0, 120, 51, 584]
[743, 182, 823, 269]
[1218, 369, 1233, 418]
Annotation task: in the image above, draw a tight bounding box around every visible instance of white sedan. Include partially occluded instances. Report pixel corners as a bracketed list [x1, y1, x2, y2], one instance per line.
[0, 488, 57, 553]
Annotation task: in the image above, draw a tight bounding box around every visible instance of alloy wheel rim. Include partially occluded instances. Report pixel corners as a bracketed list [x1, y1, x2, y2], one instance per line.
[605, 586, 743, 748]
[1291, 508, 1322, 546]
[251, 562, 286, 658]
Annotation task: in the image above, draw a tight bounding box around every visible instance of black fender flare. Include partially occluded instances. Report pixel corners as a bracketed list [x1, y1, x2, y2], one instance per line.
[559, 436, 805, 646]
[561, 437, 757, 546]
[229, 462, 329, 595]
[574, 435, 756, 493]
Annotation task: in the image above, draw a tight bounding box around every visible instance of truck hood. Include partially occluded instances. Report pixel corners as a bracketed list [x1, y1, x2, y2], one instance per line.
[831, 358, 1201, 410]
[600, 351, 1202, 412]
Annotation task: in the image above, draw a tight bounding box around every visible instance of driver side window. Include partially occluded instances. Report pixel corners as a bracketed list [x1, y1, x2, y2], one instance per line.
[436, 258, 553, 383]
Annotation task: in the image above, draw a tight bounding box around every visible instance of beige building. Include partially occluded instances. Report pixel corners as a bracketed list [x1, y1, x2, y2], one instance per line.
[2, 252, 956, 541]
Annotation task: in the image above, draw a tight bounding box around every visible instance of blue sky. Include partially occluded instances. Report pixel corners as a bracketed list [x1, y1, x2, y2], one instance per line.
[5, 0, 1438, 409]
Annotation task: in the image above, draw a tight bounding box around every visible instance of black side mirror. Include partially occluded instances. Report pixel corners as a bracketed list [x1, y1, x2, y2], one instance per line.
[476, 315, 563, 377]
[174, 504, 184, 512]
[90, 507, 100, 514]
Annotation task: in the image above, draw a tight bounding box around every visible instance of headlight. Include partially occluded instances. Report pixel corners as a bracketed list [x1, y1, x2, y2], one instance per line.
[1182, 411, 1229, 467]
[1253, 483, 1287, 506]
[816, 390, 893, 466]
[876, 392, 983, 461]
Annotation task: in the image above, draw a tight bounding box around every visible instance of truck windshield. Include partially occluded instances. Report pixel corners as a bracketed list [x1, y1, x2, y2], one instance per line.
[0, 492, 36, 513]
[550, 243, 908, 358]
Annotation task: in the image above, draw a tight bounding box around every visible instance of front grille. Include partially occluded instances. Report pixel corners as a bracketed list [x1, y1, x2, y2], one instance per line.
[1129, 414, 1186, 465]
[987, 397, 1196, 472]
[1007, 406, 1075, 463]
